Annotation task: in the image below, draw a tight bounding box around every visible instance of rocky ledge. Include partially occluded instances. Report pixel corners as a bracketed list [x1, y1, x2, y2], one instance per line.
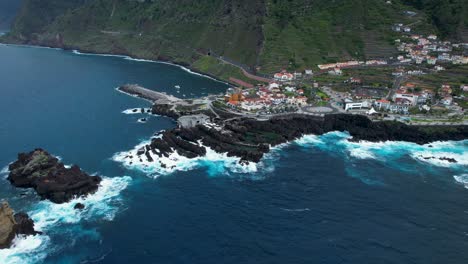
[0, 201, 41, 249]
[132, 114, 468, 164]
[8, 149, 102, 204]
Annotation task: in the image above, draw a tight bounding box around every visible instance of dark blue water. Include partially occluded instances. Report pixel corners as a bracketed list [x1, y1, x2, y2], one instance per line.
[0, 44, 468, 264]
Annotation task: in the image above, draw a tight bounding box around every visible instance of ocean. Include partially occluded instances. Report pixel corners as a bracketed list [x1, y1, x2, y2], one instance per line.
[0, 44, 467, 264]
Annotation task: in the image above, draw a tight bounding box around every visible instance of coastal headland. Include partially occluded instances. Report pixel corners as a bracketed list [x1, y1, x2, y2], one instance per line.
[117, 84, 468, 167]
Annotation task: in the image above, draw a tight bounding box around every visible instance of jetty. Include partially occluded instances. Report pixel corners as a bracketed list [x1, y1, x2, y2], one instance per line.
[118, 84, 183, 104]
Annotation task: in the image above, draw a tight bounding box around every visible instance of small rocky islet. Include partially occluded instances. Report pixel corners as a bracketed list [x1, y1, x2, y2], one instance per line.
[1, 149, 102, 249]
[7, 148, 102, 204]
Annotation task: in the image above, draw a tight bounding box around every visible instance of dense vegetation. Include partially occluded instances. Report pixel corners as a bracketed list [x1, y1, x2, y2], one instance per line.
[402, 0, 468, 40]
[2, 0, 465, 79]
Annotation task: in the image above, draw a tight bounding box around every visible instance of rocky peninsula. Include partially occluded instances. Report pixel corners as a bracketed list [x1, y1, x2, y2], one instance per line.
[117, 84, 468, 167]
[8, 149, 102, 204]
[0, 201, 40, 249]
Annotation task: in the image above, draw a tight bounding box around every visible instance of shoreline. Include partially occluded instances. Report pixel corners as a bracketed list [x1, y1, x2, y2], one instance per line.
[0, 42, 232, 86]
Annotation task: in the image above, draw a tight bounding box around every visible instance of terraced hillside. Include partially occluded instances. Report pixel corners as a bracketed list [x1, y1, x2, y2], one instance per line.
[2, 0, 458, 79]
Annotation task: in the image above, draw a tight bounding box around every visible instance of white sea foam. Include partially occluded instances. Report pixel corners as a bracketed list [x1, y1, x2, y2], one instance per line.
[31, 176, 132, 229]
[1, 165, 9, 174]
[122, 108, 151, 115]
[454, 174, 468, 189]
[113, 140, 265, 177]
[294, 132, 468, 168]
[0, 235, 50, 264]
[0, 176, 131, 264]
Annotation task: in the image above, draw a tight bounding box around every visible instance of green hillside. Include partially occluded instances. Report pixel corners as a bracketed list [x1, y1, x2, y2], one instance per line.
[402, 0, 468, 41]
[2, 0, 460, 80]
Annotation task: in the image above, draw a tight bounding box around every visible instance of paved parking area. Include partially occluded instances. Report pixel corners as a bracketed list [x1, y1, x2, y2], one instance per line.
[304, 106, 334, 113]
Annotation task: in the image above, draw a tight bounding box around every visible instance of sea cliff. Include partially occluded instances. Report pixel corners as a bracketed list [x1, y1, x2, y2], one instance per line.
[0, 202, 40, 249]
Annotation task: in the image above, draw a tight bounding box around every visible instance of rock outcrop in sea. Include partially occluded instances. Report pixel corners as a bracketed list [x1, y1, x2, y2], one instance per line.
[0, 201, 40, 249]
[8, 149, 102, 204]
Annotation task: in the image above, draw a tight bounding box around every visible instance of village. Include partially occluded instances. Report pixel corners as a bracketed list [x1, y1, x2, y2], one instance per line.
[216, 21, 468, 125]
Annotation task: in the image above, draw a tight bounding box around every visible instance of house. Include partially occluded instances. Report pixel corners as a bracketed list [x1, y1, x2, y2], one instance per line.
[434, 65, 445, 71]
[178, 114, 210, 128]
[427, 34, 437, 40]
[403, 26, 411, 32]
[414, 56, 424, 64]
[294, 72, 303, 78]
[297, 89, 305, 95]
[274, 71, 294, 82]
[268, 82, 280, 90]
[441, 96, 453, 106]
[284, 86, 296, 92]
[440, 84, 452, 95]
[350, 77, 362, 84]
[374, 99, 391, 110]
[392, 24, 403, 32]
[427, 57, 437, 65]
[305, 69, 313, 75]
[461, 85, 468, 92]
[438, 53, 451, 61]
[328, 68, 343, 76]
[295, 96, 308, 105]
[393, 91, 419, 106]
[344, 100, 370, 111]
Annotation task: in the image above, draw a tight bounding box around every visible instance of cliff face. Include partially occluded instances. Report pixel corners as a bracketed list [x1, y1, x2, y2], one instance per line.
[2, 0, 438, 75]
[0, 202, 40, 249]
[0, 202, 16, 249]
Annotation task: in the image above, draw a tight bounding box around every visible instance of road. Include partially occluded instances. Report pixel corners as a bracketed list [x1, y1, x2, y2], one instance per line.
[387, 74, 406, 100]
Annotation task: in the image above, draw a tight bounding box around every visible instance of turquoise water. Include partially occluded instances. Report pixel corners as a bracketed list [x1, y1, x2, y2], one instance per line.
[0, 44, 468, 264]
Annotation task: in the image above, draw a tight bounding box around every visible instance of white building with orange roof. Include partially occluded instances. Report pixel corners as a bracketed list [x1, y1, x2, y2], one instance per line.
[274, 71, 294, 82]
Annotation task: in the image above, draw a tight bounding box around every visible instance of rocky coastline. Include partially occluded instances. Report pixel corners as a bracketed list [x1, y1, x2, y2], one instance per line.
[0, 201, 40, 249]
[128, 113, 468, 166]
[8, 149, 102, 204]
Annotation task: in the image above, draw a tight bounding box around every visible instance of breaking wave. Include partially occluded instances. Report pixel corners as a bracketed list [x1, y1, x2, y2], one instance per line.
[454, 174, 468, 189]
[112, 140, 274, 178]
[0, 176, 131, 264]
[114, 130, 467, 185]
[122, 108, 152, 115]
[294, 132, 468, 167]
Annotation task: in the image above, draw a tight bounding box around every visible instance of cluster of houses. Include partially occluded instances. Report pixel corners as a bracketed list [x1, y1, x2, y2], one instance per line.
[225, 73, 309, 112]
[343, 81, 467, 114]
[396, 33, 468, 67]
[273, 69, 313, 82]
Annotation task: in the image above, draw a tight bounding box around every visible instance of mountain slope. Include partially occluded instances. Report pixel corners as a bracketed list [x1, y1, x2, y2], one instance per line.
[402, 0, 468, 41]
[2, 0, 455, 79]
